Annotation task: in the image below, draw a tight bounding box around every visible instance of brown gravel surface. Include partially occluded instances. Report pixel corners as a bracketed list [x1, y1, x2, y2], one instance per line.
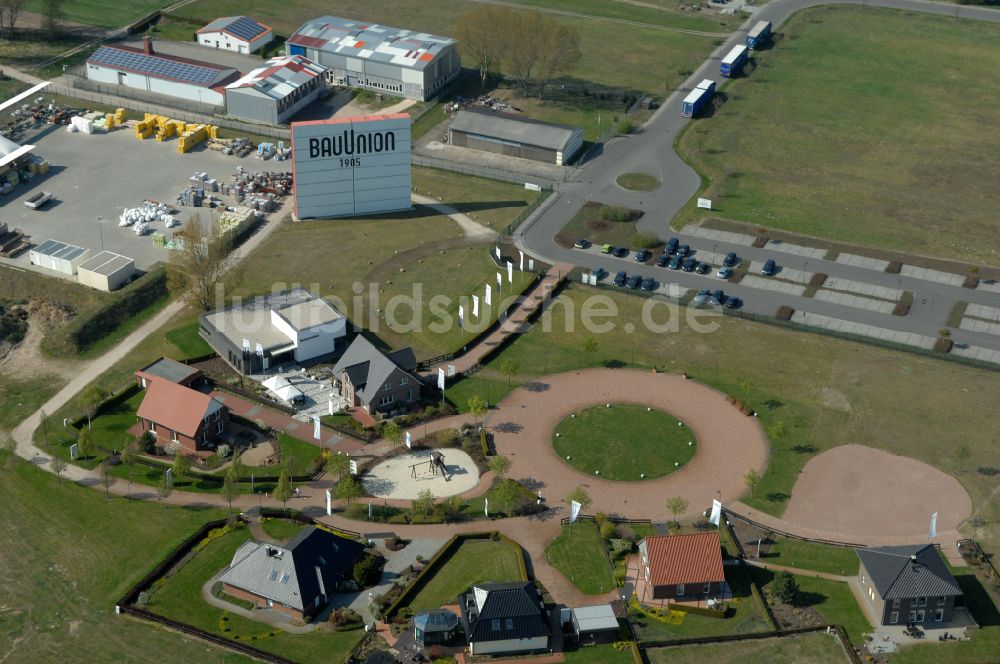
[486, 368, 770, 519]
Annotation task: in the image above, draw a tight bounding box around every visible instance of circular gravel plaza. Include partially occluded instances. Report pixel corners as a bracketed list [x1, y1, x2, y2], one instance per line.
[361, 450, 480, 500]
[553, 404, 696, 481]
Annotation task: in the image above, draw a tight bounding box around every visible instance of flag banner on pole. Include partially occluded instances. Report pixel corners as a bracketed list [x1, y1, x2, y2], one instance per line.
[438, 368, 445, 390]
[497, 272, 503, 287]
[929, 512, 938, 538]
[485, 497, 489, 517]
[242, 338, 250, 352]
[255, 342, 264, 358]
[519, 250, 524, 272]
[570, 500, 582, 523]
[458, 304, 464, 328]
[406, 431, 412, 449]
[507, 261, 513, 283]
[368, 501, 373, 519]
[529, 259, 534, 271]
[472, 295, 480, 318]
[495, 245, 501, 260]
[709, 499, 722, 526]
[349, 459, 358, 475]
[485, 284, 492, 306]
[313, 415, 321, 440]
[325, 489, 332, 516]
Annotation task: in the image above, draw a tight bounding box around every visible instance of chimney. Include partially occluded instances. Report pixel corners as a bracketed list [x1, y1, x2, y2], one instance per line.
[143, 36, 154, 55]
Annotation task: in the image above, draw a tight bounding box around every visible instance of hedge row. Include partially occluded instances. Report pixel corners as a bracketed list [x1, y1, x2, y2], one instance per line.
[43, 265, 168, 356]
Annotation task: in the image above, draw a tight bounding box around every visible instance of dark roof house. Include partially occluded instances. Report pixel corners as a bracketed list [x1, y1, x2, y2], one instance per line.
[460, 582, 548, 656]
[218, 526, 364, 620]
[857, 544, 963, 625]
[332, 336, 421, 414]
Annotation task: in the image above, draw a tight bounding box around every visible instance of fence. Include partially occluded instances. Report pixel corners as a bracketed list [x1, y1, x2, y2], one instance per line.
[258, 507, 361, 540]
[638, 624, 853, 652]
[722, 508, 870, 550]
[505, 187, 554, 237]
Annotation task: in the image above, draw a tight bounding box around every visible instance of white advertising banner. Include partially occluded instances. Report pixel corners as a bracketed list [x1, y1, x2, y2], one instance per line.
[929, 512, 938, 538]
[519, 250, 524, 272]
[472, 295, 480, 318]
[437, 368, 445, 390]
[325, 489, 332, 516]
[405, 431, 412, 449]
[507, 261, 513, 284]
[349, 459, 359, 475]
[709, 499, 722, 526]
[570, 500, 582, 523]
[485, 284, 492, 306]
[313, 415, 321, 440]
[697, 198, 712, 210]
[458, 304, 464, 329]
[291, 114, 412, 219]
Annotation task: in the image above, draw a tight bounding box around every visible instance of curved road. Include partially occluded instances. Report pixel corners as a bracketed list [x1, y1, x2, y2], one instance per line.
[517, 0, 1000, 353]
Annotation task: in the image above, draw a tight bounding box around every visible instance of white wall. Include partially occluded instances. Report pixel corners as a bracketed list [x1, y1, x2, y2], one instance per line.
[471, 636, 548, 656]
[199, 31, 250, 54]
[86, 64, 225, 105]
[268, 310, 346, 362]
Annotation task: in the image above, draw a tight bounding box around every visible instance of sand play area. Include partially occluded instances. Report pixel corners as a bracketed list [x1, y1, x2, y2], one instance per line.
[362, 450, 481, 500]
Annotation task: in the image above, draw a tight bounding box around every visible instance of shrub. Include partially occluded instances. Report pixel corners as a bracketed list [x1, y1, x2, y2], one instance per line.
[776, 306, 795, 321]
[599, 205, 639, 223]
[481, 429, 490, 456]
[609, 538, 634, 559]
[772, 571, 799, 605]
[616, 119, 634, 135]
[934, 338, 953, 353]
[352, 553, 382, 587]
[600, 520, 617, 540]
[963, 275, 979, 289]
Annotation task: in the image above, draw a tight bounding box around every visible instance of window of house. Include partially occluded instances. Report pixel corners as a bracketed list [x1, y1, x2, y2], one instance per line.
[916, 610, 925, 622]
[505, 619, 513, 630]
[908, 610, 916, 622]
[217, 420, 224, 434]
[148, 422, 156, 434]
[703, 582, 711, 594]
[676, 584, 685, 596]
[380, 395, 394, 406]
[916, 596, 927, 608]
[892, 599, 900, 609]
[935, 609, 944, 622]
[171, 430, 178, 443]
[491, 619, 500, 631]
[400, 377, 408, 386]
[937, 596, 946, 605]
[890, 612, 899, 624]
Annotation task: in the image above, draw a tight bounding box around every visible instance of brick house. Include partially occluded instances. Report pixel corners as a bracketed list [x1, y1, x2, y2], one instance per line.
[332, 335, 422, 415]
[134, 356, 204, 389]
[217, 526, 364, 621]
[637, 533, 727, 602]
[857, 544, 963, 626]
[135, 379, 228, 457]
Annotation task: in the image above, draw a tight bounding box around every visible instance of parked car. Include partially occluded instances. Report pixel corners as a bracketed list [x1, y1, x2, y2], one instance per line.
[668, 255, 683, 270]
[717, 266, 733, 280]
[593, 267, 607, 280]
[712, 289, 726, 305]
[601, 244, 613, 254]
[693, 288, 712, 304]
[724, 296, 742, 309]
[640, 277, 656, 291]
[665, 237, 679, 254]
[676, 244, 690, 258]
[696, 262, 710, 274]
[574, 238, 591, 249]
[634, 249, 651, 263]
[761, 258, 776, 276]
[627, 274, 642, 289]
[613, 246, 630, 258]
[682, 258, 697, 272]
[656, 253, 671, 267]
[723, 252, 738, 267]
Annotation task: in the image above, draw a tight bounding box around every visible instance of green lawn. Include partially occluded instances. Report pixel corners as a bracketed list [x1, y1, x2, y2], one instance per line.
[411, 168, 541, 232]
[631, 564, 771, 641]
[147, 525, 362, 663]
[565, 644, 635, 664]
[24, 0, 172, 28]
[762, 537, 860, 576]
[0, 459, 245, 661]
[406, 538, 527, 611]
[644, 631, 850, 664]
[261, 517, 307, 541]
[678, 6, 1000, 266]
[554, 202, 646, 249]
[545, 522, 616, 595]
[616, 173, 661, 192]
[165, 321, 214, 358]
[553, 404, 695, 481]
[444, 285, 1000, 554]
[0, 374, 62, 430]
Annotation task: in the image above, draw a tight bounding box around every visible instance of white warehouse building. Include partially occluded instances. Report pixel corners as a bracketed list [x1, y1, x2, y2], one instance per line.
[285, 15, 460, 101]
[85, 39, 239, 106]
[196, 16, 274, 55]
[225, 55, 327, 124]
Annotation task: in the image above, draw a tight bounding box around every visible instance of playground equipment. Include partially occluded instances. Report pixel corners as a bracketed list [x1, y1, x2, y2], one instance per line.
[409, 451, 450, 481]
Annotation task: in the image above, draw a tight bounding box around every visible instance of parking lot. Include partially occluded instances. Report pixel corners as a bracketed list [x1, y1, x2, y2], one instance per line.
[1, 121, 264, 272]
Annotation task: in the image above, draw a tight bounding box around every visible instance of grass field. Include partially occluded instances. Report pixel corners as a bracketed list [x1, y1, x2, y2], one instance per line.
[762, 538, 860, 577]
[23, 0, 171, 28]
[553, 404, 695, 481]
[165, 321, 214, 358]
[644, 631, 849, 664]
[565, 644, 635, 664]
[0, 374, 62, 430]
[229, 192, 535, 359]
[0, 460, 246, 661]
[146, 525, 362, 663]
[411, 168, 542, 232]
[406, 538, 526, 611]
[545, 522, 616, 595]
[260, 518, 306, 541]
[617, 173, 661, 192]
[678, 6, 1000, 266]
[444, 285, 1000, 551]
[554, 202, 646, 249]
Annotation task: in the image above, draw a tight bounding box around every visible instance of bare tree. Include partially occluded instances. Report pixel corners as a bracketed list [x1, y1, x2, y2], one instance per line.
[533, 23, 581, 99]
[159, 471, 173, 508]
[0, 1, 28, 39]
[121, 444, 136, 499]
[42, 0, 64, 38]
[1, 428, 16, 468]
[222, 468, 240, 514]
[81, 384, 107, 429]
[744, 469, 760, 498]
[503, 11, 540, 97]
[99, 459, 116, 498]
[468, 394, 487, 428]
[50, 454, 67, 482]
[166, 215, 236, 311]
[456, 6, 509, 87]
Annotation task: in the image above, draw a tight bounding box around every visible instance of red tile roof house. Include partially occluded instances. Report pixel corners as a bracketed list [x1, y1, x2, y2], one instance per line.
[636, 533, 727, 606]
[135, 378, 228, 458]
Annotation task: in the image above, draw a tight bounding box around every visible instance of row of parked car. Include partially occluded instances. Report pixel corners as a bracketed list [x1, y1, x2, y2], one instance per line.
[579, 237, 779, 278]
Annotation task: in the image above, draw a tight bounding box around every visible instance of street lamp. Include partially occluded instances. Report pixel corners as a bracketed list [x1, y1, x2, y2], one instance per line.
[97, 216, 104, 251]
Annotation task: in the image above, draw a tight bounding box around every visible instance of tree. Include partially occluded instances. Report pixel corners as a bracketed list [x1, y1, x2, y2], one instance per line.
[158, 470, 173, 508]
[504, 11, 541, 96]
[499, 359, 519, 388]
[171, 453, 191, 485]
[42, 0, 64, 38]
[166, 215, 236, 311]
[582, 337, 598, 365]
[956, 443, 971, 471]
[766, 420, 785, 454]
[99, 459, 116, 499]
[335, 476, 363, 508]
[413, 488, 436, 516]
[81, 384, 107, 430]
[50, 453, 66, 482]
[665, 495, 689, 527]
[325, 452, 350, 481]
[533, 23, 581, 98]
[0, 0, 27, 39]
[772, 571, 799, 605]
[455, 5, 508, 87]
[489, 455, 511, 480]
[494, 478, 521, 515]
[39, 408, 50, 447]
[566, 486, 592, 514]
[76, 427, 93, 460]
[120, 444, 136, 500]
[468, 394, 487, 428]
[382, 420, 403, 453]
[275, 470, 293, 511]
[744, 468, 760, 498]
[230, 447, 243, 478]
[222, 469, 240, 514]
[1, 428, 16, 468]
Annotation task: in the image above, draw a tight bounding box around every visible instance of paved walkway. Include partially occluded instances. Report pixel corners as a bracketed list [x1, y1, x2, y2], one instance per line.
[412, 193, 498, 242]
[744, 559, 852, 583]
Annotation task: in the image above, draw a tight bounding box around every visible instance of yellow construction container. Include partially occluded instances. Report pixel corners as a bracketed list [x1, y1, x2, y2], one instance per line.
[114, 108, 126, 124]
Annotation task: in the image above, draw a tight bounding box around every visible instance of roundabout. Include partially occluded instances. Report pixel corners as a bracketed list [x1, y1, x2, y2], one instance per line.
[486, 368, 769, 519]
[553, 404, 695, 481]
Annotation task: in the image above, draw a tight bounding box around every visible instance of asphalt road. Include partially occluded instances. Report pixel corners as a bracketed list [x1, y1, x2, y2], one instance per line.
[517, 0, 1000, 354]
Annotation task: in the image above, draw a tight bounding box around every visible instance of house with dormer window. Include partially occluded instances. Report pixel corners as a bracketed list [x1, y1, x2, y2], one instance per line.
[332, 335, 422, 415]
[459, 582, 548, 655]
[857, 544, 963, 626]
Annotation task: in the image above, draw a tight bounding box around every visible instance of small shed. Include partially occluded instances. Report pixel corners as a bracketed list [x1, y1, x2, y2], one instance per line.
[570, 604, 619, 642]
[449, 109, 583, 165]
[197, 16, 273, 54]
[414, 609, 461, 646]
[29, 239, 89, 275]
[77, 250, 135, 291]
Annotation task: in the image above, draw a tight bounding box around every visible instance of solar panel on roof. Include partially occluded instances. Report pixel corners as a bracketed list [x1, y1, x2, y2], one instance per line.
[89, 47, 226, 86]
[225, 16, 267, 41]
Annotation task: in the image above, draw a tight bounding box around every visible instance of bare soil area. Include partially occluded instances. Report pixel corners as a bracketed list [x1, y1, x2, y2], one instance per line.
[0, 300, 79, 379]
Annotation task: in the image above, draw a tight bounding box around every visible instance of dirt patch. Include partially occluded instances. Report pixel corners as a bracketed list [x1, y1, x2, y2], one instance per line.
[770, 600, 826, 632]
[0, 300, 78, 379]
[820, 387, 852, 413]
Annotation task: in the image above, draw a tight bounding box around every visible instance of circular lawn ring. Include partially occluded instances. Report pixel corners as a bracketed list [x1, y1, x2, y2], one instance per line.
[552, 404, 695, 481]
[616, 172, 660, 192]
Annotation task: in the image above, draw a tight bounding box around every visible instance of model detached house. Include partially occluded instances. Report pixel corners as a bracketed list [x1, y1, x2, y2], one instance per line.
[136, 380, 228, 457]
[857, 544, 964, 625]
[636, 533, 727, 603]
[460, 582, 549, 656]
[332, 335, 422, 415]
